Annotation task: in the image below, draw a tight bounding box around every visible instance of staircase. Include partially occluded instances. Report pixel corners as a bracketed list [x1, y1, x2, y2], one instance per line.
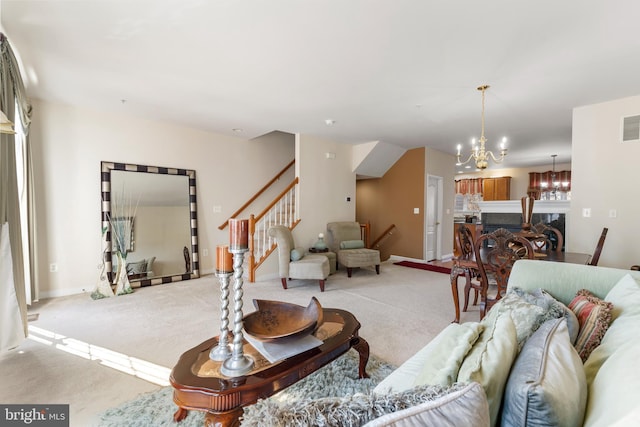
[221, 158, 394, 281]
[248, 177, 299, 281]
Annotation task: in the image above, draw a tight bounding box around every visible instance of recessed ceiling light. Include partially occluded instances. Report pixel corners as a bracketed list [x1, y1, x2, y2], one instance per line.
[325, 119, 336, 126]
[232, 128, 243, 133]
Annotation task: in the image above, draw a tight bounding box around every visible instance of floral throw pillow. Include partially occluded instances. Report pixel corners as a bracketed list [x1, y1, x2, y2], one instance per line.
[568, 289, 613, 362]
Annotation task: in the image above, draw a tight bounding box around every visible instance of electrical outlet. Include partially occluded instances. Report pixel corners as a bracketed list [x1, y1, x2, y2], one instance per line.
[609, 209, 617, 218]
[50, 263, 58, 273]
[582, 208, 591, 218]
[203, 248, 209, 257]
[213, 205, 222, 213]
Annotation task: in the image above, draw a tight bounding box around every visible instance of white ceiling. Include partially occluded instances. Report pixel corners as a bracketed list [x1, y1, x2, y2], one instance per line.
[3, 0, 640, 170]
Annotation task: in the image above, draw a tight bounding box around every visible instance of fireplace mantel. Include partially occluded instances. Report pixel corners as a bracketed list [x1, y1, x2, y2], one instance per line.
[477, 200, 570, 214]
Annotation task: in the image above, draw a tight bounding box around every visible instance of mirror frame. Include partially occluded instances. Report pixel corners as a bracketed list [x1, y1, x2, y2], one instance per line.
[101, 161, 199, 286]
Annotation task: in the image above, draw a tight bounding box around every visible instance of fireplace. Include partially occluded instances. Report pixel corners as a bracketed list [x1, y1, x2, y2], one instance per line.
[481, 212, 566, 250]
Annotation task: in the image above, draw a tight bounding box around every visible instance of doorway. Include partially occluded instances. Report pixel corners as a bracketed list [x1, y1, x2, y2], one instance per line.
[425, 175, 443, 261]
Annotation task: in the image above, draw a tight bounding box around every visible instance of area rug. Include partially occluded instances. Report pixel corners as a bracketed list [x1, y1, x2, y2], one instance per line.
[98, 349, 395, 426]
[394, 260, 451, 274]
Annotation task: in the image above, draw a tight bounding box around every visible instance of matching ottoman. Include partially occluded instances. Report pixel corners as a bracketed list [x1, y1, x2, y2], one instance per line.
[310, 250, 337, 274]
[287, 254, 330, 292]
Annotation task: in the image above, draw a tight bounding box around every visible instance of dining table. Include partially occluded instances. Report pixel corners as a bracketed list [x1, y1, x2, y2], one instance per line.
[450, 248, 591, 323]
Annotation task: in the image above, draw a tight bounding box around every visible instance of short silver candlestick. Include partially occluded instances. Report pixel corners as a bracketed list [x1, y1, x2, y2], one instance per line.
[220, 248, 254, 377]
[209, 270, 233, 361]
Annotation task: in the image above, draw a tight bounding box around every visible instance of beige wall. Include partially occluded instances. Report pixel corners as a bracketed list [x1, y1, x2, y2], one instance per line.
[32, 92, 638, 297]
[294, 133, 356, 248]
[356, 148, 426, 260]
[356, 147, 456, 261]
[32, 99, 356, 297]
[425, 147, 456, 259]
[570, 94, 640, 268]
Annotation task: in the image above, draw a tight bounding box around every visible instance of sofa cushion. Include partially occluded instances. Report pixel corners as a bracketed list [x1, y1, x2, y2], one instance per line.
[490, 289, 547, 350]
[568, 289, 613, 362]
[584, 341, 640, 427]
[290, 247, 305, 261]
[339, 239, 365, 249]
[126, 259, 147, 275]
[584, 274, 640, 384]
[457, 312, 518, 427]
[363, 382, 489, 427]
[511, 287, 580, 344]
[374, 324, 480, 395]
[145, 256, 155, 275]
[530, 288, 580, 344]
[240, 382, 479, 427]
[502, 318, 587, 427]
[411, 322, 483, 387]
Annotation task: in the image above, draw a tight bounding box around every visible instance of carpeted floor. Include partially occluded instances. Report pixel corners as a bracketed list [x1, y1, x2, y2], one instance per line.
[394, 260, 452, 274]
[98, 349, 394, 426]
[0, 260, 481, 426]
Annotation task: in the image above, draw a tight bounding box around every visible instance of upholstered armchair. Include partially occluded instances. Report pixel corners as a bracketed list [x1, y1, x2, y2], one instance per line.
[326, 221, 380, 278]
[268, 225, 330, 292]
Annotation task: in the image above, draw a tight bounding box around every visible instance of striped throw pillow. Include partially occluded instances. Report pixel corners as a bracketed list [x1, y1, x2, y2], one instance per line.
[568, 289, 613, 362]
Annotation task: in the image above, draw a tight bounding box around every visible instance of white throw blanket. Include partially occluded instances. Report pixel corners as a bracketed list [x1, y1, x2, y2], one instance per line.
[0, 222, 25, 352]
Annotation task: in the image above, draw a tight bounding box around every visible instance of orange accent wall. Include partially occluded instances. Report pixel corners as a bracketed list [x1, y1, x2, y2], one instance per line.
[356, 147, 425, 261]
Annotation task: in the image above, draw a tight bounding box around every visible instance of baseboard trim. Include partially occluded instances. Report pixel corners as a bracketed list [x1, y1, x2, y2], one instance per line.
[388, 253, 454, 263]
[38, 287, 88, 299]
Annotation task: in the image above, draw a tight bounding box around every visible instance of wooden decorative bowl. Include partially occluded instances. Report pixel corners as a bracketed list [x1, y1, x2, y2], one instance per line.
[243, 297, 323, 342]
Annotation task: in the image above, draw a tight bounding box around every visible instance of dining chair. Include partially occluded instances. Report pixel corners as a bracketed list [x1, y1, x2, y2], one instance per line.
[474, 228, 535, 319]
[587, 227, 608, 266]
[530, 222, 564, 253]
[520, 196, 536, 231]
[453, 224, 482, 312]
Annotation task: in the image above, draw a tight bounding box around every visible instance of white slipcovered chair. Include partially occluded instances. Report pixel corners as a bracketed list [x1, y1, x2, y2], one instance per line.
[326, 221, 380, 278]
[268, 225, 330, 292]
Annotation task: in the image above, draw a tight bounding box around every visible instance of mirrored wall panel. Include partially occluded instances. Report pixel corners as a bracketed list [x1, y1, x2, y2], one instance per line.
[101, 161, 199, 286]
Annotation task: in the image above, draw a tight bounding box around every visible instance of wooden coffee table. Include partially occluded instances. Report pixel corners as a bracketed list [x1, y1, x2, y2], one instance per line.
[170, 308, 369, 427]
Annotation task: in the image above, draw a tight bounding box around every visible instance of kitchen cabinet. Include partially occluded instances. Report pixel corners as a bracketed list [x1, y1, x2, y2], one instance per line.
[482, 177, 511, 201]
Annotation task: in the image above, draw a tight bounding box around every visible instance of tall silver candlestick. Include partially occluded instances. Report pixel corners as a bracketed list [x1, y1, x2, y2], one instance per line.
[220, 248, 254, 376]
[209, 271, 233, 361]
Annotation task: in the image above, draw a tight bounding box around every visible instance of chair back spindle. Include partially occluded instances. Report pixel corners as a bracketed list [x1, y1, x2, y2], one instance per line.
[474, 228, 535, 319]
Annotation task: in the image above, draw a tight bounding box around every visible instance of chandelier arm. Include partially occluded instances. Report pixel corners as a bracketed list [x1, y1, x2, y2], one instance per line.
[456, 152, 477, 166]
[486, 150, 507, 163]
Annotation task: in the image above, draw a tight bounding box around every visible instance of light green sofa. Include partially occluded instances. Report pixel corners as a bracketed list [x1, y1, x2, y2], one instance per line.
[373, 260, 640, 427]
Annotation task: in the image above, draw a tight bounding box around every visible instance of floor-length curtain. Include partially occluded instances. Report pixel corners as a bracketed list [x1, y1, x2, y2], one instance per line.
[0, 33, 33, 350]
[0, 222, 23, 351]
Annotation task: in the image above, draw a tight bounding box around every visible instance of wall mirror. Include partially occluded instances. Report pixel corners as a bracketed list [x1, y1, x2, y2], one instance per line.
[101, 161, 199, 286]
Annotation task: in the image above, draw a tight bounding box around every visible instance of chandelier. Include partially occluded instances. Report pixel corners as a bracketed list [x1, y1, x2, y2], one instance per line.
[456, 85, 507, 170]
[540, 154, 569, 199]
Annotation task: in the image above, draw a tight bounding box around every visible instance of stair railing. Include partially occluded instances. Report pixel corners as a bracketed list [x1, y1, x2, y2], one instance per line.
[369, 224, 397, 249]
[248, 177, 300, 282]
[218, 159, 295, 230]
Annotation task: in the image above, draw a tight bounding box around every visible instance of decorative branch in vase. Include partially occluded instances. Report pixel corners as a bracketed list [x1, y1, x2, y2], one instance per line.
[91, 225, 115, 299]
[108, 187, 139, 296]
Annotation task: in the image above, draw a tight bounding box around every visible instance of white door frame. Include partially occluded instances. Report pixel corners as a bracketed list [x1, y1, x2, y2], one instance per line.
[425, 174, 444, 261]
